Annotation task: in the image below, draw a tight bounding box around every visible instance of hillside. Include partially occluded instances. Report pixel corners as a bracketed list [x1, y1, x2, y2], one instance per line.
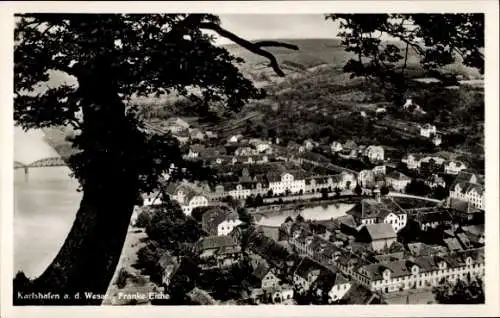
[223, 38, 480, 87]
[39, 38, 484, 171]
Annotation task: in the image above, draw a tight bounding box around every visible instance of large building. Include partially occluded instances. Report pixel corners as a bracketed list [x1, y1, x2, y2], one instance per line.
[202, 206, 242, 236]
[337, 248, 485, 294]
[363, 145, 385, 163]
[449, 171, 485, 210]
[346, 197, 408, 233]
[167, 183, 209, 216]
[267, 171, 307, 195]
[385, 171, 412, 192]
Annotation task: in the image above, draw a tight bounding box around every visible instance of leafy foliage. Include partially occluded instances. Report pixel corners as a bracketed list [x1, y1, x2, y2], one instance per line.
[14, 13, 292, 197]
[327, 14, 484, 103]
[433, 277, 485, 304]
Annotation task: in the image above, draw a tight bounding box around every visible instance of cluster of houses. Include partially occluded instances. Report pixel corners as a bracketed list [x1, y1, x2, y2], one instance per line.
[164, 117, 218, 144]
[142, 162, 359, 215]
[419, 124, 442, 146]
[329, 141, 385, 164]
[273, 200, 485, 298]
[402, 154, 467, 175]
[138, 171, 484, 305]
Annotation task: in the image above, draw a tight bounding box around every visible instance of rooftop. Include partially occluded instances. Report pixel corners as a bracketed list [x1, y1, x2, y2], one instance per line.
[363, 223, 397, 241]
[197, 235, 238, 251]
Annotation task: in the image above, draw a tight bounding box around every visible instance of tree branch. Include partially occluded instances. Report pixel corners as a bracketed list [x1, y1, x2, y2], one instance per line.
[199, 22, 297, 77]
[402, 42, 409, 76]
[252, 41, 299, 50]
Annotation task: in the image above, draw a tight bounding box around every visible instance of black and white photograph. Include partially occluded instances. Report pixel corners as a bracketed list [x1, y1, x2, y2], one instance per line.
[2, 1, 499, 317]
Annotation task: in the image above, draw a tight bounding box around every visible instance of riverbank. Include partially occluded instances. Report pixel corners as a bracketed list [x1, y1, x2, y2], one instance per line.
[103, 225, 159, 305]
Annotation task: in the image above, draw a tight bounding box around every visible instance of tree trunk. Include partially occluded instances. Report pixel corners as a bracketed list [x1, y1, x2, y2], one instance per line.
[14, 68, 140, 305]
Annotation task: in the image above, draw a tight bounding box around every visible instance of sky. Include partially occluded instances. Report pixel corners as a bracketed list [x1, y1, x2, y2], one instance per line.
[214, 14, 341, 44]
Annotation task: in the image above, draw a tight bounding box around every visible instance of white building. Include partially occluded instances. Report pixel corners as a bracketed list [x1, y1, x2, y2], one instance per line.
[168, 184, 209, 215]
[444, 161, 467, 175]
[142, 192, 163, 206]
[402, 154, 422, 170]
[327, 274, 352, 303]
[432, 134, 442, 146]
[341, 250, 485, 294]
[228, 134, 243, 143]
[385, 171, 412, 192]
[372, 165, 386, 175]
[364, 145, 385, 162]
[449, 182, 485, 210]
[331, 141, 343, 153]
[337, 171, 357, 190]
[218, 219, 242, 236]
[425, 174, 446, 189]
[166, 117, 190, 133]
[420, 124, 437, 138]
[350, 198, 407, 233]
[256, 142, 272, 153]
[187, 144, 205, 159]
[267, 172, 306, 195]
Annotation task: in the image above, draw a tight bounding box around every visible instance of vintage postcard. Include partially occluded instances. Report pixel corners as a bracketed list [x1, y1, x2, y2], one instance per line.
[1, 1, 499, 317]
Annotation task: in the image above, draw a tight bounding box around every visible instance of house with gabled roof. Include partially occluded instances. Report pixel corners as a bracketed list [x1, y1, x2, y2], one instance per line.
[443, 160, 468, 175]
[347, 197, 407, 233]
[346, 248, 485, 294]
[402, 153, 423, 170]
[413, 208, 454, 231]
[449, 171, 485, 210]
[363, 145, 385, 163]
[425, 174, 446, 188]
[456, 232, 472, 250]
[166, 183, 209, 216]
[420, 123, 437, 138]
[165, 117, 190, 133]
[195, 235, 242, 269]
[444, 237, 463, 253]
[311, 269, 352, 304]
[293, 256, 324, 293]
[201, 206, 242, 236]
[357, 223, 398, 252]
[251, 262, 281, 291]
[461, 225, 484, 245]
[385, 171, 412, 192]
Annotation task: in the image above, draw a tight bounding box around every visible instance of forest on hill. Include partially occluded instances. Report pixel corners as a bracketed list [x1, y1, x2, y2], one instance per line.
[45, 38, 484, 171]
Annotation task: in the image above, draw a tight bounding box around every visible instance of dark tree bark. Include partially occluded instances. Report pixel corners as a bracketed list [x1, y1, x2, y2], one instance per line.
[15, 65, 140, 305]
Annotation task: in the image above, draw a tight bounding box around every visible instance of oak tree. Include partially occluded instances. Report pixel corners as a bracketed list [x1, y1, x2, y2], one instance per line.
[14, 13, 297, 304]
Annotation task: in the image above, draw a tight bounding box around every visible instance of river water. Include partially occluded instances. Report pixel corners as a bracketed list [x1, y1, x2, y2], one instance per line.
[14, 126, 82, 278]
[255, 203, 356, 227]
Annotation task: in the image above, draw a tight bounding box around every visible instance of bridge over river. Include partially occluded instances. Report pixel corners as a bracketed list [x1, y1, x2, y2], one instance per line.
[14, 156, 68, 180]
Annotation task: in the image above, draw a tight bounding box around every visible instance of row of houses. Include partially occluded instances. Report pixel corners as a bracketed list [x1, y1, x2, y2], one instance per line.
[144, 168, 359, 216]
[330, 142, 385, 163]
[337, 247, 484, 294]
[283, 214, 484, 296]
[402, 154, 468, 175]
[246, 227, 380, 304]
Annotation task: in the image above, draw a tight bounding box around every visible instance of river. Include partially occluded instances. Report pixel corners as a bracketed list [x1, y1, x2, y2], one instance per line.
[14, 126, 82, 279]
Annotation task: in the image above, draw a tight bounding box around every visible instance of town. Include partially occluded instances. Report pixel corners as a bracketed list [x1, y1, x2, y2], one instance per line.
[105, 111, 485, 305]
